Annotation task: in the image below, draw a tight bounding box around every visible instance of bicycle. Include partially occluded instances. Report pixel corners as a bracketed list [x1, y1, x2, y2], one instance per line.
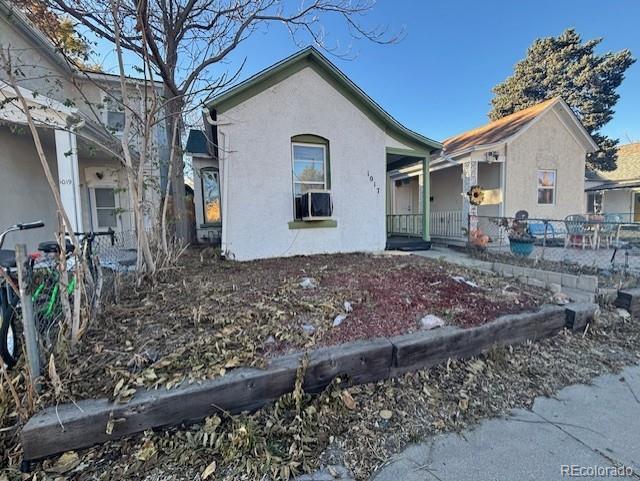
[0, 225, 116, 368]
[0, 221, 45, 368]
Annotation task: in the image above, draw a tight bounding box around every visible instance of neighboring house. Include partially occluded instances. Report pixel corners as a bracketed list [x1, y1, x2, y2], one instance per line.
[387, 97, 597, 242]
[585, 143, 640, 222]
[188, 47, 441, 261]
[0, 1, 166, 250]
[185, 129, 220, 244]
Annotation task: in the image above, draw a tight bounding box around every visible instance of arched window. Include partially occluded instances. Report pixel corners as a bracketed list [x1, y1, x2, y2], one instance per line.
[201, 167, 221, 224]
[291, 134, 330, 219]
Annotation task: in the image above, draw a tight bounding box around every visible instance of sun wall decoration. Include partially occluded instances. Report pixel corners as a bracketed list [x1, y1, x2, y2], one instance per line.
[467, 185, 484, 206]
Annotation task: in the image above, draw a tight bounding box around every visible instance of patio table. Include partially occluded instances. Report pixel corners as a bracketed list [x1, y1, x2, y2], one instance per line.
[584, 219, 601, 250]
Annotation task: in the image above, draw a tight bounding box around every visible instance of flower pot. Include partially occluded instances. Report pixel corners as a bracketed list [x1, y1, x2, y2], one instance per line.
[509, 237, 535, 257]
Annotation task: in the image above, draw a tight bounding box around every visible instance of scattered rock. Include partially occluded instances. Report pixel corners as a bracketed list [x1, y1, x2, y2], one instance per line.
[302, 324, 317, 335]
[616, 308, 631, 320]
[264, 335, 276, 345]
[379, 409, 393, 420]
[418, 314, 445, 330]
[300, 277, 319, 289]
[333, 314, 347, 327]
[451, 275, 478, 288]
[552, 292, 570, 305]
[48, 451, 80, 474]
[343, 301, 353, 313]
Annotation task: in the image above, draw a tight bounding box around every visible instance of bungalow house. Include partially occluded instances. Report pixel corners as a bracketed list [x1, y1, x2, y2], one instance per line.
[387, 97, 598, 243]
[585, 143, 640, 222]
[188, 46, 442, 261]
[0, 0, 165, 251]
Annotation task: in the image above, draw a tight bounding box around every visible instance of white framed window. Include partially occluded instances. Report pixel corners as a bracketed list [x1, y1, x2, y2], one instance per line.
[201, 168, 221, 224]
[537, 170, 556, 205]
[90, 187, 120, 231]
[292, 142, 327, 197]
[103, 94, 125, 135]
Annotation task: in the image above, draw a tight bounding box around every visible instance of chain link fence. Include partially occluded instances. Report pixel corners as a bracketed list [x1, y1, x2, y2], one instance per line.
[465, 215, 640, 285]
[24, 230, 137, 358]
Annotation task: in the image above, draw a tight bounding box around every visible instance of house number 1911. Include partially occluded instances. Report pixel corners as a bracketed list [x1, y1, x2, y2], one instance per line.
[367, 171, 381, 195]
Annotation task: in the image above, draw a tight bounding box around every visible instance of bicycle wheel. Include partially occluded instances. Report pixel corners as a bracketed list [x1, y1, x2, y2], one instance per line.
[0, 304, 19, 368]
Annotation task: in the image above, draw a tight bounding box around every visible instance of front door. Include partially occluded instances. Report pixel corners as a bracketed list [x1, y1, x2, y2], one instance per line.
[634, 193, 640, 222]
[394, 178, 417, 214]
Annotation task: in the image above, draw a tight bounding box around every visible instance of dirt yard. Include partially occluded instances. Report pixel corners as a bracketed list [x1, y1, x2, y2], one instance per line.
[46, 250, 546, 404]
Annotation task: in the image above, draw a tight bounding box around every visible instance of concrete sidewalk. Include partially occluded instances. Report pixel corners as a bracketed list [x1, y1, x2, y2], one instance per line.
[371, 365, 640, 481]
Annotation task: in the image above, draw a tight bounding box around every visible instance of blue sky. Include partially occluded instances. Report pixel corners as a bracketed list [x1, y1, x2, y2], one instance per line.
[98, 0, 640, 143]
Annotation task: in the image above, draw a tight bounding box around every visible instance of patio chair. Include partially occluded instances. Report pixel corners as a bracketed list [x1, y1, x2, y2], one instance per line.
[564, 214, 594, 249]
[528, 221, 555, 239]
[599, 213, 622, 249]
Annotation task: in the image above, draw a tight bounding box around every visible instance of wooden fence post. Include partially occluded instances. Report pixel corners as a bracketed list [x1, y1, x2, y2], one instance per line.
[15, 244, 40, 388]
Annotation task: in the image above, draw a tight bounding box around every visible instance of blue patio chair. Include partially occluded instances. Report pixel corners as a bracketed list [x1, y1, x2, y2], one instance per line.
[528, 221, 555, 238]
[564, 214, 594, 249]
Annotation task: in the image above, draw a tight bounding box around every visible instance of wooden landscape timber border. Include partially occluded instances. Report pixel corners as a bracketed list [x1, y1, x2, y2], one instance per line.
[21, 302, 605, 461]
[614, 287, 640, 317]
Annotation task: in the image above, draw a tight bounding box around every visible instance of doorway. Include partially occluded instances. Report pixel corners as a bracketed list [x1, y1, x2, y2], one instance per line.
[394, 177, 419, 214]
[634, 192, 640, 222]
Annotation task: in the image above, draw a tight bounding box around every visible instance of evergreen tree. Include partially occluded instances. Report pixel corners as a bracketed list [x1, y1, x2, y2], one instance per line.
[490, 29, 635, 171]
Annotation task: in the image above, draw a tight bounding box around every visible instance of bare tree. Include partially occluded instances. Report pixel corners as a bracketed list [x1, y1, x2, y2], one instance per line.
[46, 0, 397, 244]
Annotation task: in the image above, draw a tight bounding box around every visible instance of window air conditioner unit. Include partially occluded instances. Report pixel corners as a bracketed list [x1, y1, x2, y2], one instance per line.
[300, 190, 332, 221]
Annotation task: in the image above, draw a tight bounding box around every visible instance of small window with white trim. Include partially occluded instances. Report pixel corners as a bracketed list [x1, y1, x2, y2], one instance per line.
[292, 143, 327, 195]
[537, 170, 556, 205]
[90, 187, 120, 230]
[104, 94, 125, 135]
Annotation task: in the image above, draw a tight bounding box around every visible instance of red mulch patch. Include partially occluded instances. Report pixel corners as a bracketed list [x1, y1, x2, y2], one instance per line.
[319, 262, 540, 346]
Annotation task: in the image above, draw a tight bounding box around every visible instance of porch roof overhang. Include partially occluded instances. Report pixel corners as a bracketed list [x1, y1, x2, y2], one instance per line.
[0, 81, 124, 158]
[586, 180, 640, 192]
[429, 142, 507, 172]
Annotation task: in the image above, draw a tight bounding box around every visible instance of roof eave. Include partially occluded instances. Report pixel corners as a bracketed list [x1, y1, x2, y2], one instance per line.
[0, 0, 72, 75]
[206, 46, 441, 152]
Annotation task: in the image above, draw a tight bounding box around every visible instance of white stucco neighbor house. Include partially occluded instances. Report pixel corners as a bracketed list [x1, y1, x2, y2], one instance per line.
[187, 47, 442, 261]
[0, 0, 166, 251]
[585, 143, 640, 222]
[387, 97, 598, 243]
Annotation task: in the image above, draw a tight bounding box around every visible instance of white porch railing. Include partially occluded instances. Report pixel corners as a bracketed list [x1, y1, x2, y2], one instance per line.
[430, 210, 465, 239]
[387, 214, 423, 237]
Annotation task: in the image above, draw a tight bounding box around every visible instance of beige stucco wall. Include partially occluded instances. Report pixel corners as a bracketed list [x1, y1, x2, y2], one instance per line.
[0, 14, 76, 105]
[218, 65, 400, 260]
[430, 166, 462, 212]
[505, 110, 587, 219]
[0, 126, 59, 250]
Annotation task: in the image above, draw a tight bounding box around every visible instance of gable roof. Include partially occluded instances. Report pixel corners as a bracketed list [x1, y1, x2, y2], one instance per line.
[595, 143, 640, 182]
[185, 129, 210, 156]
[442, 97, 598, 156]
[206, 46, 441, 153]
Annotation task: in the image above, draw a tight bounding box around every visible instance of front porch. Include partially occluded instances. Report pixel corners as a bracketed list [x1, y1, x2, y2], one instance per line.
[0, 81, 144, 263]
[385, 148, 431, 250]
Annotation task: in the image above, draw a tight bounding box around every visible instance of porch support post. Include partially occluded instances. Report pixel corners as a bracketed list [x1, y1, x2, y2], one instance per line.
[462, 159, 478, 233]
[422, 154, 430, 242]
[54, 129, 83, 233]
